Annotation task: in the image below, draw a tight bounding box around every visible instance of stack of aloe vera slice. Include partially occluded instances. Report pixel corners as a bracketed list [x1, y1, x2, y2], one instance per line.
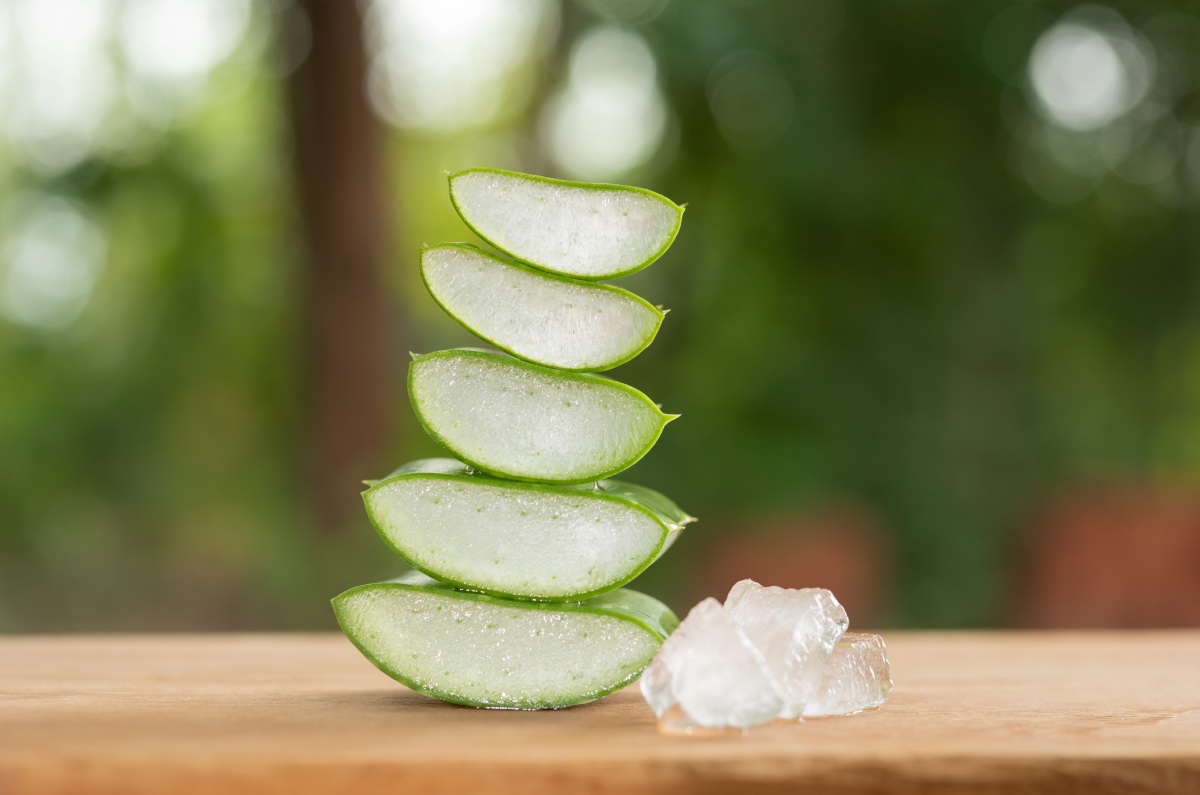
[334, 169, 693, 710]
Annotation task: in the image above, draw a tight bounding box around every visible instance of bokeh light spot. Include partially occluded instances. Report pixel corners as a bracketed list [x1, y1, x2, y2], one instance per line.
[366, 0, 557, 132]
[541, 26, 668, 180]
[1, 195, 107, 330]
[120, 0, 249, 84]
[1028, 10, 1153, 131]
[1, 0, 115, 173]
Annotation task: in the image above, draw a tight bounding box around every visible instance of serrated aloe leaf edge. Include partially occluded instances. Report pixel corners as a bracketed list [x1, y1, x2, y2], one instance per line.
[419, 242, 665, 372]
[448, 168, 684, 281]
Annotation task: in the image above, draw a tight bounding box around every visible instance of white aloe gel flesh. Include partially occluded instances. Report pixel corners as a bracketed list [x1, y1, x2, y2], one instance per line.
[803, 632, 894, 717]
[420, 244, 664, 371]
[724, 579, 849, 719]
[640, 598, 784, 729]
[364, 459, 694, 600]
[333, 574, 677, 709]
[449, 169, 683, 279]
[409, 349, 674, 484]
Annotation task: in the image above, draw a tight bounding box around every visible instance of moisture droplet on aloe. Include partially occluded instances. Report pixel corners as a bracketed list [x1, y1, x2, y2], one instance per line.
[421, 243, 664, 372]
[364, 458, 695, 601]
[449, 168, 683, 280]
[409, 349, 676, 483]
[333, 573, 679, 710]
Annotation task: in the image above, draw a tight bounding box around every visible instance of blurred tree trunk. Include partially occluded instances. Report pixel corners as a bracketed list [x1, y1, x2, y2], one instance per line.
[289, 0, 392, 532]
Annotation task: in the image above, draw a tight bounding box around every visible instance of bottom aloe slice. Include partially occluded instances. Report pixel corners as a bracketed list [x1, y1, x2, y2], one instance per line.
[333, 573, 679, 709]
[364, 459, 694, 600]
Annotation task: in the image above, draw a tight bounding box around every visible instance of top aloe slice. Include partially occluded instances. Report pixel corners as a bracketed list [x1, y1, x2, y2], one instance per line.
[448, 168, 684, 280]
[409, 348, 676, 484]
[333, 572, 678, 709]
[420, 243, 664, 372]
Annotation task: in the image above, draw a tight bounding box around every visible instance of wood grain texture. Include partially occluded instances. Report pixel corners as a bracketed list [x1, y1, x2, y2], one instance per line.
[2, 632, 1199, 795]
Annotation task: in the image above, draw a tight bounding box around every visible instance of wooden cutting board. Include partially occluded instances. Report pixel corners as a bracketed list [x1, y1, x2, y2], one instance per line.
[2, 632, 1199, 794]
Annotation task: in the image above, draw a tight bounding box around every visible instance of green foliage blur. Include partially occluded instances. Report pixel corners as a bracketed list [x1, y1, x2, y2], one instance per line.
[2, 0, 1199, 630]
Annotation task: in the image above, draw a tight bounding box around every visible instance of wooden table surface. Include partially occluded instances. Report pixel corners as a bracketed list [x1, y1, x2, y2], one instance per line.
[2, 632, 1199, 794]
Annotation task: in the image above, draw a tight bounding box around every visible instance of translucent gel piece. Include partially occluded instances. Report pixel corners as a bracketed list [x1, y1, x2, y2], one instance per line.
[803, 632, 894, 717]
[640, 598, 783, 729]
[724, 579, 848, 718]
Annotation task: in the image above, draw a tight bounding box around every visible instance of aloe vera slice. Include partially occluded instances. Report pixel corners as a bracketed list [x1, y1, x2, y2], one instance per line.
[364, 458, 695, 601]
[448, 168, 683, 280]
[409, 349, 676, 484]
[333, 573, 679, 709]
[420, 244, 664, 372]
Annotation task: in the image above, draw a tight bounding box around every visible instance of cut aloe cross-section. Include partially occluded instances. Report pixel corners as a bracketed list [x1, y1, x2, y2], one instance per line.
[333, 573, 679, 709]
[364, 458, 695, 601]
[448, 168, 683, 280]
[420, 243, 664, 372]
[409, 349, 676, 484]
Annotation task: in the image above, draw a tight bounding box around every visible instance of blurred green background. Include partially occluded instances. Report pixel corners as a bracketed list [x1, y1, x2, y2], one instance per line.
[3, 0, 1200, 632]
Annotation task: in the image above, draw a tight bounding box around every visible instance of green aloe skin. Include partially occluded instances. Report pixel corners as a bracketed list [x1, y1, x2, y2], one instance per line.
[420, 243, 664, 372]
[363, 458, 695, 601]
[334, 573, 679, 710]
[408, 348, 677, 484]
[447, 168, 684, 280]
[335, 169, 690, 709]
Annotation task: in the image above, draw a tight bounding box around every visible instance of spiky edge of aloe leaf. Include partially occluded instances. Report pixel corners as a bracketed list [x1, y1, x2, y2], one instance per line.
[331, 576, 678, 709]
[447, 168, 685, 281]
[419, 243, 665, 372]
[407, 348, 680, 485]
[362, 462, 694, 601]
